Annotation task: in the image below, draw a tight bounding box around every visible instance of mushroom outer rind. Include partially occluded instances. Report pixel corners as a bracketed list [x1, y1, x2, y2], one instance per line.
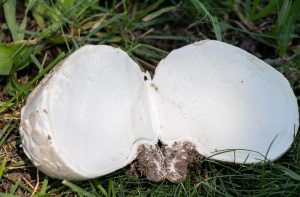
[20, 62, 90, 180]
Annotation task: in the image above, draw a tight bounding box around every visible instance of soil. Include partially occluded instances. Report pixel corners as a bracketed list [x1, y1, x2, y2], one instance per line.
[163, 141, 197, 183]
[129, 144, 165, 182]
[129, 141, 198, 183]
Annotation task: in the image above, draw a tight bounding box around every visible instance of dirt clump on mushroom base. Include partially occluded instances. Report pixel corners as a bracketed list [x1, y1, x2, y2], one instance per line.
[130, 144, 165, 182]
[163, 142, 197, 182]
[129, 141, 197, 183]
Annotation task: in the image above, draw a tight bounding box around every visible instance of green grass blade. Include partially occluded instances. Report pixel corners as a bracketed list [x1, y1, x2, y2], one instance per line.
[107, 180, 116, 197]
[277, 165, 300, 181]
[0, 157, 7, 180]
[79, 13, 125, 44]
[250, 0, 284, 21]
[272, 0, 294, 54]
[9, 179, 21, 194]
[122, 0, 127, 14]
[190, 0, 222, 40]
[19, 0, 41, 37]
[133, 0, 165, 22]
[37, 23, 60, 41]
[30, 54, 43, 72]
[0, 119, 12, 139]
[37, 176, 49, 196]
[62, 180, 95, 197]
[91, 180, 108, 197]
[3, 0, 23, 41]
[0, 122, 15, 148]
[142, 6, 176, 22]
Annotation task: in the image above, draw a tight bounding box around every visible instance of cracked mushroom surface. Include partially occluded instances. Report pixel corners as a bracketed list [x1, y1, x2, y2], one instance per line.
[20, 40, 299, 182]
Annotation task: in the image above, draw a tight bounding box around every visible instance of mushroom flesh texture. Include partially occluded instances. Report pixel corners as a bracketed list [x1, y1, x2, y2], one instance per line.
[20, 40, 299, 182]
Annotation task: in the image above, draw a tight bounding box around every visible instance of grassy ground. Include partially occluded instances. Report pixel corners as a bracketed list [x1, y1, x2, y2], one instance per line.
[0, 0, 300, 196]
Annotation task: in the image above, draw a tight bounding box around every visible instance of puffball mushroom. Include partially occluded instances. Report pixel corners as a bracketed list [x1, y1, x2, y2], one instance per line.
[20, 40, 299, 182]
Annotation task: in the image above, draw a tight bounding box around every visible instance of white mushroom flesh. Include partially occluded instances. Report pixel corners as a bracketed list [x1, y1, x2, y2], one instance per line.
[153, 40, 299, 163]
[20, 45, 156, 180]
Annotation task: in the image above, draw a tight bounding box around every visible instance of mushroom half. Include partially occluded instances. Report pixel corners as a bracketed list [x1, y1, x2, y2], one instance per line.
[20, 40, 299, 182]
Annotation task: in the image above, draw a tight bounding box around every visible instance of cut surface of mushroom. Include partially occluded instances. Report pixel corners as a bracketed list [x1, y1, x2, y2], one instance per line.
[20, 45, 157, 180]
[153, 40, 299, 163]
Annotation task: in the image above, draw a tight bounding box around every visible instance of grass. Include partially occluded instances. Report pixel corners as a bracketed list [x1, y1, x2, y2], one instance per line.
[0, 0, 300, 196]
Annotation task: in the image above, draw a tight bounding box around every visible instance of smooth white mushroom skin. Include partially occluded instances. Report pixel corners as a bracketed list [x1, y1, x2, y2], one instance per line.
[153, 40, 299, 163]
[20, 40, 299, 182]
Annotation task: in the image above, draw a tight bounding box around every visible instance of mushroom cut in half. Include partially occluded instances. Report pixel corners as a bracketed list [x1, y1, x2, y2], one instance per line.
[20, 45, 157, 180]
[20, 40, 299, 182]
